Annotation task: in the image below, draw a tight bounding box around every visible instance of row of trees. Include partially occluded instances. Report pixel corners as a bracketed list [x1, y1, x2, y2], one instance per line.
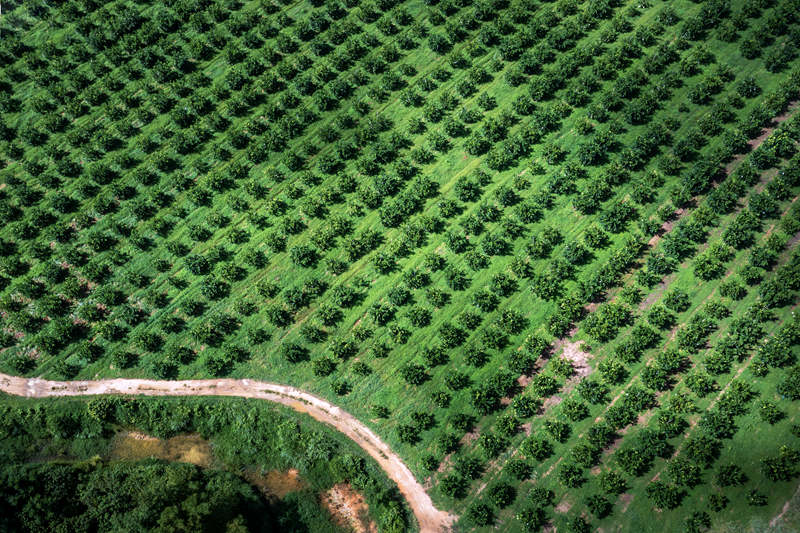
[438, 43, 795, 527]
[3, 1, 800, 531]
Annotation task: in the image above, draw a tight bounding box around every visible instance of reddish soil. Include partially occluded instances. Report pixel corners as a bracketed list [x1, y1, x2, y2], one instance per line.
[555, 498, 572, 514]
[560, 340, 592, 377]
[322, 483, 377, 533]
[620, 493, 634, 513]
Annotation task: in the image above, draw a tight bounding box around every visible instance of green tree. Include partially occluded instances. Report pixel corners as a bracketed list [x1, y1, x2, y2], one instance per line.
[646, 481, 684, 510]
[558, 463, 585, 488]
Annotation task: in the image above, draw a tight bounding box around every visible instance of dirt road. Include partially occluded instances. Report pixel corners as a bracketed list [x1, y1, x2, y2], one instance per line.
[0, 373, 456, 533]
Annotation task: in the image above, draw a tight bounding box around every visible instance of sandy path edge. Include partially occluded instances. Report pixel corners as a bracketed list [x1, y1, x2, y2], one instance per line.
[0, 373, 456, 533]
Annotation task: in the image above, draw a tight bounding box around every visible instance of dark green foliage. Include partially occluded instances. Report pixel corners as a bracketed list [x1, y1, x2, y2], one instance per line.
[400, 363, 429, 385]
[506, 459, 532, 481]
[762, 446, 800, 482]
[599, 471, 627, 495]
[3, 3, 800, 528]
[281, 342, 309, 363]
[470, 371, 515, 415]
[717, 464, 747, 487]
[521, 437, 554, 462]
[516, 506, 546, 532]
[466, 502, 494, 526]
[666, 457, 702, 488]
[558, 463, 585, 488]
[0, 397, 408, 533]
[759, 400, 785, 424]
[480, 431, 509, 458]
[577, 379, 609, 405]
[585, 494, 612, 518]
[685, 371, 716, 397]
[488, 482, 516, 508]
[312, 357, 337, 377]
[440, 474, 468, 499]
[567, 515, 592, 533]
[561, 398, 589, 422]
[583, 303, 631, 342]
[512, 395, 541, 419]
[0, 461, 271, 532]
[646, 481, 684, 510]
[748, 490, 768, 506]
[685, 511, 711, 533]
[453, 455, 484, 480]
[544, 419, 571, 443]
[663, 288, 691, 312]
[709, 494, 728, 513]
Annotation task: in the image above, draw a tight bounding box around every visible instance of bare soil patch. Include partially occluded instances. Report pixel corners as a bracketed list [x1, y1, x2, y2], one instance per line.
[244, 468, 306, 499]
[770, 482, 800, 528]
[560, 340, 592, 377]
[620, 493, 634, 513]
[109, 432, 213, 468]
[322, 483, 378, 533]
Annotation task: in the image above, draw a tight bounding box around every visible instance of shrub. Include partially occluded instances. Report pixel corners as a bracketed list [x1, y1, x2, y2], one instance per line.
[646, 481, 684, 510]
[488, 482, 516, 508]
[599, 471, 627, 495]
[516, 506, 546, 532]
[583, 303, 631, 342]
[585, 494, 612, 518]
[762, 446, 800, 482]
[759, 400, 785, 424]
[466, 503, 494, 526]
[558, 463, 585, 488]
[521, 437, 554, 461]
[440, 474, 468, 498]
[506, 460, 532, 481]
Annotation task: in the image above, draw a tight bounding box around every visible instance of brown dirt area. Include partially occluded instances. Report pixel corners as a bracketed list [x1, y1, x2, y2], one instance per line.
[243, 468, 307, 499]
[620, 493, 634, 513]
[555, 498, 572, 514]
[322, 483, 378, 533]
[560, 340, 592, 377]
[109, 431, 213, 468]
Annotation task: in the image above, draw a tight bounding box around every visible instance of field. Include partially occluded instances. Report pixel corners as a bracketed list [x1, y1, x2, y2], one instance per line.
[2, 0, 800, 531]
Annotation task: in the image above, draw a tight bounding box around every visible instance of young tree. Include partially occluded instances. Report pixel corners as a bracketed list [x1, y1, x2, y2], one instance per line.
[558, 463, 585, 488]
[516, 506, 546, 532]
[716, 464, 746, 487]
[762, 446, 800, 482]
[281, 342, 309, 363]
[400, 363, 429, 386]
[585, 494, 612, 518]
[488, 482, 516, 509]
[599, 471, 627, 495]
[466, 503, 494, 526]
[439, 474, 468, 498]
[645, 481, 684, 510]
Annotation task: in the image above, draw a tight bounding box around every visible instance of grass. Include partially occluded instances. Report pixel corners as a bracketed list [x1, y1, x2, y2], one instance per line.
[2, 0, 800, 531]
[448, 152, 800, 531]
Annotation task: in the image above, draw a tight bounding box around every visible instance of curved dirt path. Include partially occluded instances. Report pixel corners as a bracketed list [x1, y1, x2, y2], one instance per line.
[0, 373, 456, 533]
